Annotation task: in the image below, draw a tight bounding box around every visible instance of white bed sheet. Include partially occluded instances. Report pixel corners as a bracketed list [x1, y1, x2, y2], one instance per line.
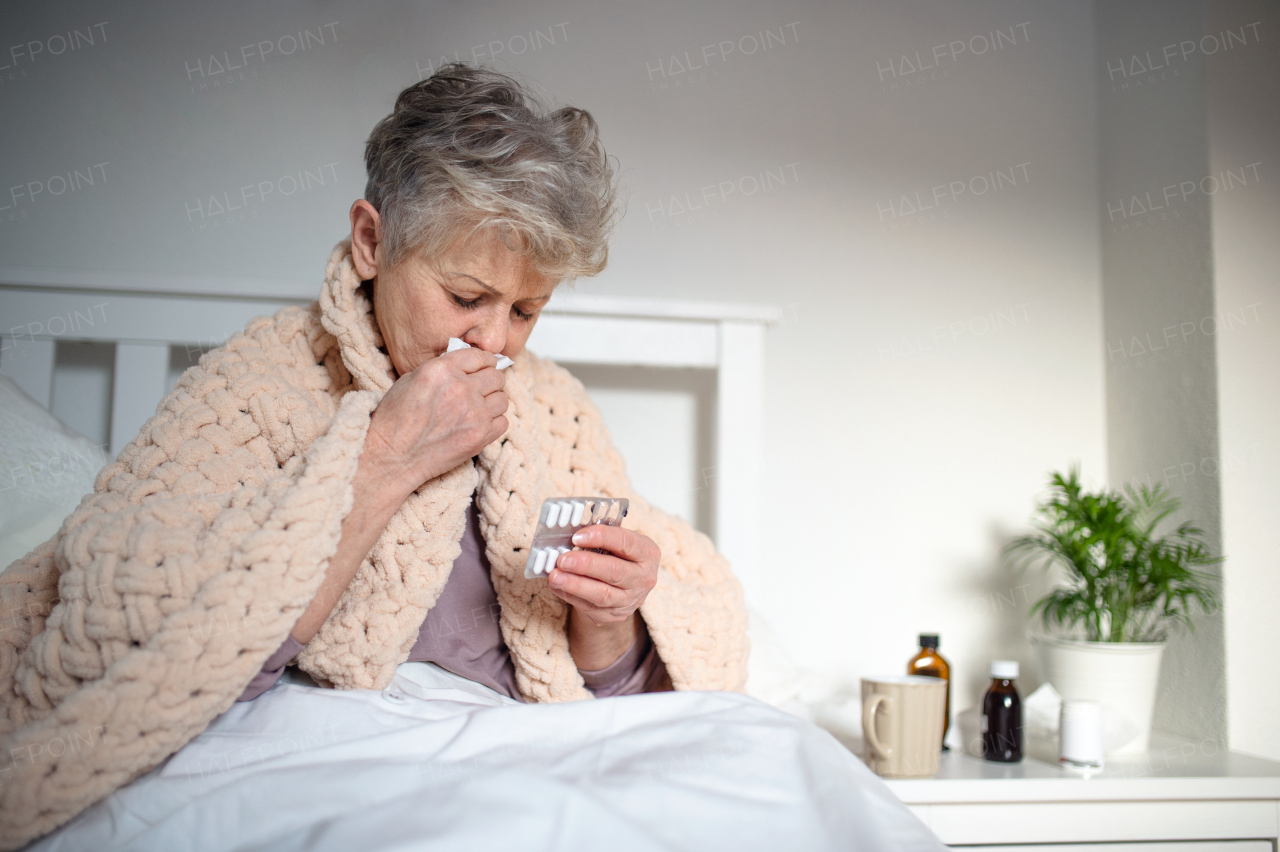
[29, 663, 945, 852]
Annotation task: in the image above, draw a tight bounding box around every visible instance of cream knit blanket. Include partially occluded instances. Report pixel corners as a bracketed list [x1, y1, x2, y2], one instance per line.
[0, 240, 748, 849]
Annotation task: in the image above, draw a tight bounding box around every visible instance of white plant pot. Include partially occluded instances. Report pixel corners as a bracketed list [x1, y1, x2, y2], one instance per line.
[1033, 635, 1165, 755]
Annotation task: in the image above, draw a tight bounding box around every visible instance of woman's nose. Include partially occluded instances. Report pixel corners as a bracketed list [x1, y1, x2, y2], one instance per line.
[462, 315, 509, 356]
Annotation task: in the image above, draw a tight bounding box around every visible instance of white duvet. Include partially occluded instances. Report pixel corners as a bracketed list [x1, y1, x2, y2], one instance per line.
[29, 663, 945, 851]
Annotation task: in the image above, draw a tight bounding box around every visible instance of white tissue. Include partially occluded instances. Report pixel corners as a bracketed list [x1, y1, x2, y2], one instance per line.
[446, 337, 514, 370]
[1025, 682, 1064, 734]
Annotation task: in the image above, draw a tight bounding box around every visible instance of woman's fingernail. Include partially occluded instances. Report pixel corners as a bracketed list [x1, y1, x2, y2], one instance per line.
[571, 531, 586, 545]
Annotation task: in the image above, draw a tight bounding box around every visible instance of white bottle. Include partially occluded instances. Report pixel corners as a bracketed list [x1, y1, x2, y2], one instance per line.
[1060, 699, 1104, 770]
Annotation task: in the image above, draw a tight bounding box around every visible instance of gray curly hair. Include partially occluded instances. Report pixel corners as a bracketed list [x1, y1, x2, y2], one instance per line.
[364, 63, 619, 281]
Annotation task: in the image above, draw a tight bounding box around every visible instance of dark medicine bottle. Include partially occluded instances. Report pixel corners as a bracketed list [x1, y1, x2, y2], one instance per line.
[982, 660, 1023, 762]
[907, 634, 951, 749]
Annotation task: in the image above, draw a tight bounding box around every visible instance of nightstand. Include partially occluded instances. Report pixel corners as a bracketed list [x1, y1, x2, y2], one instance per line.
[879, 733, 1280, 849]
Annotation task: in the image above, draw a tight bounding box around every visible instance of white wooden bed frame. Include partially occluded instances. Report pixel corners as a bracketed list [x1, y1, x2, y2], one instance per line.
[0, 279, 777, 601]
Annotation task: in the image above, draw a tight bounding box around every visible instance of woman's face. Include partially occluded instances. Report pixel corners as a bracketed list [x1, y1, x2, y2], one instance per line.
[355, 211, 557, 377]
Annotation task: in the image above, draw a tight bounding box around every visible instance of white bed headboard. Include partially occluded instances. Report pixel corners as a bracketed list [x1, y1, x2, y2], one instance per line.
[0, 281, 777, 600]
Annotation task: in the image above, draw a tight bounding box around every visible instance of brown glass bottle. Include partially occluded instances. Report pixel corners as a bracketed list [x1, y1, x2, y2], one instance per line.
[907, 634, 950, 749]
[981, 660, 1023, 763]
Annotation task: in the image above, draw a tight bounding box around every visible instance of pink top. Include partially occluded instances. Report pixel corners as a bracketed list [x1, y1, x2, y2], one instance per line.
[238, 497, 669, 701]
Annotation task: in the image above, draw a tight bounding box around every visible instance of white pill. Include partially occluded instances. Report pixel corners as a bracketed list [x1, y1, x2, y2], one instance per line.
[542, 502, 558, 526]
[533, 548, 550, 575]
[570, 501, 585, 526]
[557, 502, 574, 527]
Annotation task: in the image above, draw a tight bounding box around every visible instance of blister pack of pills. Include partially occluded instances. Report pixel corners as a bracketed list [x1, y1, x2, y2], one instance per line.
[524, 497, 629, 579]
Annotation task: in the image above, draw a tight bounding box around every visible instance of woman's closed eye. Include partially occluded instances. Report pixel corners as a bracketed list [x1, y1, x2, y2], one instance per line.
[451, 292, 534, 321]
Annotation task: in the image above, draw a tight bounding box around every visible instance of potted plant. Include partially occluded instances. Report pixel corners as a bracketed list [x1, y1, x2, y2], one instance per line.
[1005, 467, 1220, 754]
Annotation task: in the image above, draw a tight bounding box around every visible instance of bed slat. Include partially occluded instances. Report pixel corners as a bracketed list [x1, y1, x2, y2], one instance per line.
[1, 337, 56, 409]
[110, 343, 170, 457]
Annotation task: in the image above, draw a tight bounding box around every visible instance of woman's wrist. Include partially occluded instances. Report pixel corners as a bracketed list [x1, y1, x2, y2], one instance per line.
[567, 608, 639, 671]
[359, 427, 443, 502]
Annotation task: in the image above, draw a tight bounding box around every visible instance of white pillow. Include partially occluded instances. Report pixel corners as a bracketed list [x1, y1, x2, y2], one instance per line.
[745, 606, 841, 721]
[745, 606, 869, 748]
[0, 372, 108, 570]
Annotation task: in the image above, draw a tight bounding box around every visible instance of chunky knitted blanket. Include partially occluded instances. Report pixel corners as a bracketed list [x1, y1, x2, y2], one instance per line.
[0, 240, 748, 849]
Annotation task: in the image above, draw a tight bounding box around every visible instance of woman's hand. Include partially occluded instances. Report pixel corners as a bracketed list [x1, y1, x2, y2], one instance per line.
[549, 525, 660, 671]
[289, 347, 506, 645]
[548, 526, 659, 623]
[364, 347, 509, 493]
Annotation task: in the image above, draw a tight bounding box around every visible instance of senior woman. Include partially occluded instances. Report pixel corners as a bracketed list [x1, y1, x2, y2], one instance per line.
[0, 64, 746, 846]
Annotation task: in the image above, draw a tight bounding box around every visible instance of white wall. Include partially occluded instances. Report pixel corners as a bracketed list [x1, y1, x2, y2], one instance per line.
[1096, 0, 1226, 747]
[1206, 0, 1280, 761]
[11, 0, 1233, 737]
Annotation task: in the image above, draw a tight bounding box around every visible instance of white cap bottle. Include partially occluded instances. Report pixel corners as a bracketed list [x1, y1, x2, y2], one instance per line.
[990, 660, 1019, 679]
